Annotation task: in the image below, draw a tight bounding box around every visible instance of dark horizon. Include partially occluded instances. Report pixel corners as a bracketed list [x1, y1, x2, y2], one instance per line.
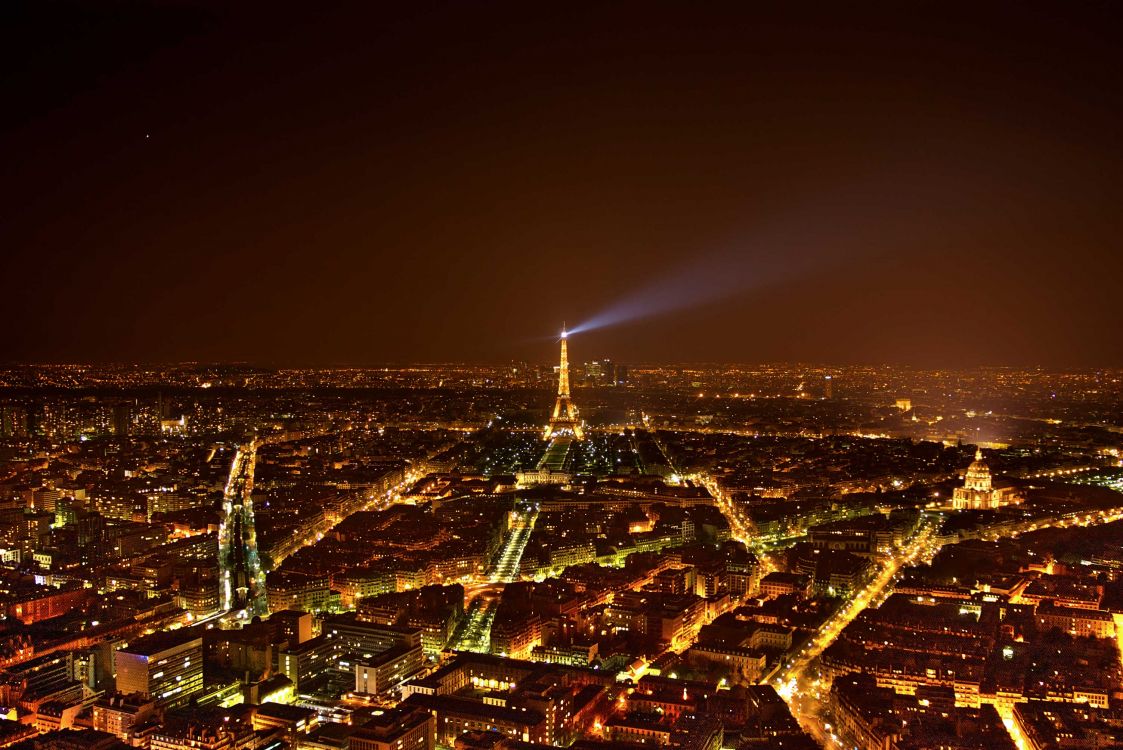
[4, 2, 1122, 367]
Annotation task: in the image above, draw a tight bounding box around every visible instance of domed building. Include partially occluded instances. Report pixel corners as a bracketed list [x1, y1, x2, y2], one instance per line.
[952, 448, 1020, 510]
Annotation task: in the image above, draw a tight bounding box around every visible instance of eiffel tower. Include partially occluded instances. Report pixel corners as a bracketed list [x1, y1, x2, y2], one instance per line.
[543, 325, 585, 440]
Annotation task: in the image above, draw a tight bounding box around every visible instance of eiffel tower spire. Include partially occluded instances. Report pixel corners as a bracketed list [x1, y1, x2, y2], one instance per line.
[544, 325, 584, 440]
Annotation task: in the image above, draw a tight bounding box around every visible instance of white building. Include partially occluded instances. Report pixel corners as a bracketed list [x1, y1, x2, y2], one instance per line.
[952, 449, 1020, 510]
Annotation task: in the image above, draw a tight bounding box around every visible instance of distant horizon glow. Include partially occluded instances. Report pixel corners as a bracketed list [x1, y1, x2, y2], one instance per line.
[3, 4, 1120, 367]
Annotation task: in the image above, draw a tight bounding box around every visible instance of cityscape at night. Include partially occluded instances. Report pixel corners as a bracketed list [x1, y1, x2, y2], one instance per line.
[3, 3, 1123, 750]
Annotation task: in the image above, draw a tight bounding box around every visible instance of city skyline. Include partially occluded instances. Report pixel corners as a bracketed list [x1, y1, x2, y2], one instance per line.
[2, 351, 1122, 750]
[3, 6, 1123, 749]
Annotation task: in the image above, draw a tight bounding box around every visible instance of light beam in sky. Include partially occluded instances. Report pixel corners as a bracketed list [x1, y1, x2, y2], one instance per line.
[568, 187, 882, 336]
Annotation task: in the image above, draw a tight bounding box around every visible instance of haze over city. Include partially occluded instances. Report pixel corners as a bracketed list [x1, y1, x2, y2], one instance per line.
[3, 4, 1123, 750]
[4, 2, 1123, 366]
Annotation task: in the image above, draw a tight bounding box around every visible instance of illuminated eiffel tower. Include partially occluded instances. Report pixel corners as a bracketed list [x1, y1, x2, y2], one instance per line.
[544, 325, 585, 440]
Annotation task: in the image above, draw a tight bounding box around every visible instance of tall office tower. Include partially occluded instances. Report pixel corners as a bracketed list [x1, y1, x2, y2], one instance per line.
[584, 360, 605, 386]
[0, 406, 28, 438]
[112, 403, 131, 437]
[824, 375, 833, 400]
[218, 440, 268, 618]
[76, 510, 105, 566]
[543, 326, 584, 440]
[26, 402, 44, 437]
[114, 630, 203, 710]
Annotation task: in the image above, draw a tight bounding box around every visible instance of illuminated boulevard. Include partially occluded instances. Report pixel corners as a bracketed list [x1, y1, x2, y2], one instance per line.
[702, 453, 945, 746]
[490, 504, 539, 583]
[269, 465, 425, 571]
[217, 439, 267, 618]
[703, 467, 1123, 748]
[771, 520, 941, 747]
[693, 472, 757, 549]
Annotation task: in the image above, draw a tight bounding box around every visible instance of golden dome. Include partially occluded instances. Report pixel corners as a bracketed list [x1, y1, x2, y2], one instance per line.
[964, 447, 992, 491]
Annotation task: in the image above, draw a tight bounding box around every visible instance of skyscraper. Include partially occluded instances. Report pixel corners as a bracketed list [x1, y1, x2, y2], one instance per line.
[76, 510, 105, 566]
[115, 630, 203, 710]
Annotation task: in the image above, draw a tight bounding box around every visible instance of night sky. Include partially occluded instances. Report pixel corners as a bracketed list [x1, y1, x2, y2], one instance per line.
[3, 2, 1122, 367]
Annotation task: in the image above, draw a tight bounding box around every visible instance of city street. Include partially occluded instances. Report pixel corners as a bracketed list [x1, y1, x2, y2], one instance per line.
[489, 507, 538, 583]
